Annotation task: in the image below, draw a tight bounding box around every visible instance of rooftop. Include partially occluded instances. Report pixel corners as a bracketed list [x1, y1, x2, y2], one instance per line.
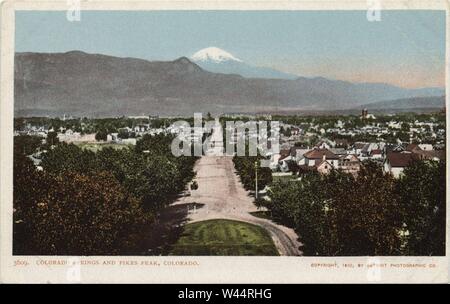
[304, 148, 339, 160]
[386, 152, 418, 168]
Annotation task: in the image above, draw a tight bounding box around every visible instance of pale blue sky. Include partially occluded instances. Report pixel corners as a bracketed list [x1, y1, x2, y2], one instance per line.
[15, 10, 446, 88]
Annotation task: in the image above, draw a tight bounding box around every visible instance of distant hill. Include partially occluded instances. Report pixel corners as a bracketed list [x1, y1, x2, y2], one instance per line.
[14, 51, 445, 117]
[359, 96, 445, 110]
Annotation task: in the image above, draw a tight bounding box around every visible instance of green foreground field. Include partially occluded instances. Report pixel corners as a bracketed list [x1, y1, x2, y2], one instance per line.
[170, 219, 279, 256]
[74, 142, 132, 152]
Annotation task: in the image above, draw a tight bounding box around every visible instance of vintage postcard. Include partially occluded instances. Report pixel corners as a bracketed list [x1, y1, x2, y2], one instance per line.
[0, 0, 448, 284]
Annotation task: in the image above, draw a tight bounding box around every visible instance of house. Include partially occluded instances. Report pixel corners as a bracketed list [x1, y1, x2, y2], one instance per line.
[121, 138, 137, 145]
[412, 149, 445, 161]
[107, 133, 119, 142]
[291, 127, 301, 135]
[352, 142, 367, 156]
[360, 143, 379, 157]
[418, 144, 433, 151]
[402, 144, 444, 161]
[335, 120, 344, 128]
[296, 148, 339, 175]
[270, 149, 291, 171]
[292, 147, 310, 165]
[316, 159, 334, 175]
[383, 152, 418, 178]
[334, 138, 349, 148]
[303, 148, 339, 167]
[278, 154, 295, 172]
[338, 154, 361, 176]
[385, 143, 406, 154]
[315, 140, 334, 150]
[370, 149, 383, 159]
[405, 143, 421, 153]
[269, 153, 281, 170]
[329, 148, 346, 156]
[388, 121, 402, 129]
[298, 153, 337, 175]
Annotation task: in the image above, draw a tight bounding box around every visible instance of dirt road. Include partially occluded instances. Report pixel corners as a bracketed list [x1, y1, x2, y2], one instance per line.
[174, 156, 302, 256]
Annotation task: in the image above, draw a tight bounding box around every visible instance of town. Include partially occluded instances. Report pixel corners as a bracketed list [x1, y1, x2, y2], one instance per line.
[15, 109, 445, 179]
[13, 109, 446, 257]
[266, 109, 445, 179]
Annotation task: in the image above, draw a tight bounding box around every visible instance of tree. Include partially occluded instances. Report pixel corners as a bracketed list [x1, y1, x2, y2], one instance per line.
[41, 143, 99, 174]
[329, 163, 403, 255]
[14, 161, 150, 255]
[287, 160, 299, 174]
[266, 172, 333, 255]
[95, 129, 108, 141]
[14, 118, 26, 131]
[135, 133, 174, 155]
[119, 153, 182, 211]
[118, 129, 129, 139]
[13, 152, 50, 254]
[46, 131, 59, 146]
[396, 160, 446, 255]
[233, 156, 272, 191]
[134, 134, 198, 202]
[14, 131, 197, 255]
[266, 162, 404, 256]
[14, 135, 42, 155]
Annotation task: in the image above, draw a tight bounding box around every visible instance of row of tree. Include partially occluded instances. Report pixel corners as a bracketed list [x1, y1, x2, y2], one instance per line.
[233, 155, 272, 192]
[14, 116, 188, 136]
[272, 112, 445, 132]
[13, 133, 197, 255]
[263, 161, 445, 256]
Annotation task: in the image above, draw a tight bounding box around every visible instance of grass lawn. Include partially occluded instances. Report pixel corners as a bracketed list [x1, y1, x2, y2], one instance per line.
[272, 174, 298, 183]
[170, 219, 279, 256]
[74, 142, 132, 152]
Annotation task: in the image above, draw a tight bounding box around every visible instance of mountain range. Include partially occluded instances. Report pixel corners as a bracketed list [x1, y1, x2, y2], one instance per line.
[358, 96, 445, 110]
[14, 49, 445, 117]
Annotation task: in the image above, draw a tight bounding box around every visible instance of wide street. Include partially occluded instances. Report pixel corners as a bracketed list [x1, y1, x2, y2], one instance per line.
[174, 156, 302, 256]
[174, 118, 302, 255]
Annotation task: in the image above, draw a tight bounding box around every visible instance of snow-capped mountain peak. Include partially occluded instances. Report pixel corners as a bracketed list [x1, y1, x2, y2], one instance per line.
[191, 47, 242, 63]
